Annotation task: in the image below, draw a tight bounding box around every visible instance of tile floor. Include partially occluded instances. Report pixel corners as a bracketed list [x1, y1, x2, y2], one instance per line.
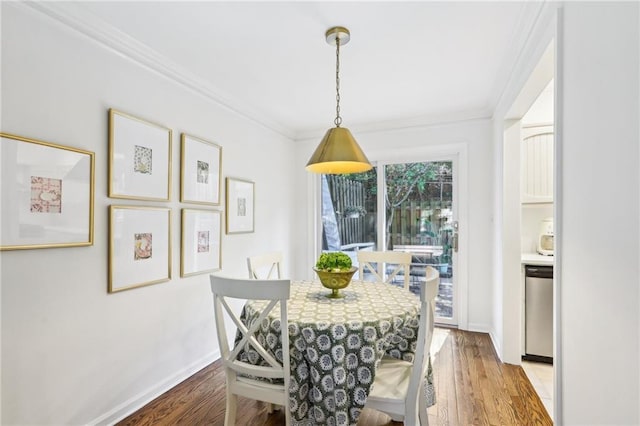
[521, 361, 554, 419]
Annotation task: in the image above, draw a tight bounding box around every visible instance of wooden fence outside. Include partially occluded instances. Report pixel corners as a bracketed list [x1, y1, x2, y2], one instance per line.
[325, 176, 453, 261]
[325, 175, 370, 247]
[389, 201, 452, 246]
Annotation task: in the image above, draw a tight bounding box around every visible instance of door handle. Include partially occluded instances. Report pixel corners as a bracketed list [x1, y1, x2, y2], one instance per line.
[452, 221, 459, 253]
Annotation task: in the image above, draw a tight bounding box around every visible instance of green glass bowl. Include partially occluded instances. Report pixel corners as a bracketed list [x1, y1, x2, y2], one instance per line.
[313, 266, 357, 298]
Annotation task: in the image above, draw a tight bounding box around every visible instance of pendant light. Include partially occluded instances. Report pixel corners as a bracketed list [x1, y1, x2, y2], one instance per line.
[306, 26, 372, 174]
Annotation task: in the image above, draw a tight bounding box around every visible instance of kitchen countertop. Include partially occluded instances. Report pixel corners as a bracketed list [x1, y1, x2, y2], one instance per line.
[521, 252, 554, 266]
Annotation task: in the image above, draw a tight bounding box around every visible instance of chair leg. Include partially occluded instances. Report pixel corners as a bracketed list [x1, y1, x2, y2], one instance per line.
[224, 388, 237, 426]
[404, 404, 420, 426]
[284, 402, 291, 426]
[419, 387, 430, 425]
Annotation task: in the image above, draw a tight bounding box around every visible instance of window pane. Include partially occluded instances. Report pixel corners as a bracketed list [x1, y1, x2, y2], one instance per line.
[320, 170, 378, 268]
[384, 161, 454, 319]
[319, 161, 454, 322]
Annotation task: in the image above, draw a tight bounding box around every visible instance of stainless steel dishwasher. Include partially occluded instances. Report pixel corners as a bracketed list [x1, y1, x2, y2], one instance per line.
[524, 265, 553, 363]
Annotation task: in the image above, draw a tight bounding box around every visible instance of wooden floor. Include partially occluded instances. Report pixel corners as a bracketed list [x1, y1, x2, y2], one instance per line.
[117, 328, 552, 425]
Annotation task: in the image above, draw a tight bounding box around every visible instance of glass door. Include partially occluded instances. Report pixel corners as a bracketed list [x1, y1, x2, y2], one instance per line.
[320, 158, 458, 326]
[380, 160, 456, 325]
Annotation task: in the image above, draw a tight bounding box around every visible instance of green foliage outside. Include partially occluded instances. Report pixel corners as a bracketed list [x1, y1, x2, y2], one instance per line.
[344, 162, 452, 204]
[344, 162, 453, 248]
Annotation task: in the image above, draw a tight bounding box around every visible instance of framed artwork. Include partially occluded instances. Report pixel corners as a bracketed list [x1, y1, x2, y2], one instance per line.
[180, 133, 222, 205]
[225, 177, 254, 234]
[108, 109, 172, 201]
[181, 209, 222, 277]
[109, 205, 171, 293]
[0, 132, 95, 250]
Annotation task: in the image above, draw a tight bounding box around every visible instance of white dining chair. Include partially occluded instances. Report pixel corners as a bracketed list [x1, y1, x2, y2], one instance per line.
[365, 265, 439, 425]
[247, 251, 283, 279]
[357, 250, 412, 290]
[210, 275, 291, 426]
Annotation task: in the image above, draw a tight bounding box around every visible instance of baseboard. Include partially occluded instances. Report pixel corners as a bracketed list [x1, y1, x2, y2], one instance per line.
[466, 322, 491, 334]
[489, 329, 503, 362]
[522, 354, 553, 364]
[90, 350, 219, 426]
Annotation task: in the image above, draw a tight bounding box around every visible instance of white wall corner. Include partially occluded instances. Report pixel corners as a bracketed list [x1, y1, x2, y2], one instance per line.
[501, 120, 523, 366]
[488, 328, 504, 363]
[466, 323, 492, 334]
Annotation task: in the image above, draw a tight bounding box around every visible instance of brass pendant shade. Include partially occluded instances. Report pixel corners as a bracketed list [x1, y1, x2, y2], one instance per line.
[306, 26, 372, 175]
[306, 127, 372, 174]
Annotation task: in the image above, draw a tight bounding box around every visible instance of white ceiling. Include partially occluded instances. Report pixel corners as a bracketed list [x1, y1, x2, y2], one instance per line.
[53, 1, 544, 139]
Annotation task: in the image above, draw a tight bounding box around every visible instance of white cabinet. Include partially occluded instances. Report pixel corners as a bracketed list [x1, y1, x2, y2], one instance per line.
[521, 125, 554, 203]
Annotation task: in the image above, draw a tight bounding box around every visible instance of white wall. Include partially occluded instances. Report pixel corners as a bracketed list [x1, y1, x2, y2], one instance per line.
[1, 4, 295, 425]
[494, 2, 639, 424]
[501, 120, 523, 364]
[294, 120, 495, 332]
[558, 3, 639, 424]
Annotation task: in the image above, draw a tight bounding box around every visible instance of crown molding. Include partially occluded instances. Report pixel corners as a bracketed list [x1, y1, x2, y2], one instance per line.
[16, 1, 296, 140]
[487, 1, 551, 113]
[490, 0, 560, 116]
[294, 107, 492, 141]
[15, 1, 521, 142]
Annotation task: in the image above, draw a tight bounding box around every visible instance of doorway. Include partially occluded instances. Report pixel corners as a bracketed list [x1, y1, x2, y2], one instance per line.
[502, 40, 555, 420]
[320, 155, 462, 326]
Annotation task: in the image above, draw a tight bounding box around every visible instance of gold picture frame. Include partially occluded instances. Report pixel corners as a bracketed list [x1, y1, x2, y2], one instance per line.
[225, 177, 255, 234]
[181, 208, 222, 277]
[0, 132, 95, 250]
[108, 108, 172, 201]
[109, 205, 172, 293]
[180, 133, 222, 205]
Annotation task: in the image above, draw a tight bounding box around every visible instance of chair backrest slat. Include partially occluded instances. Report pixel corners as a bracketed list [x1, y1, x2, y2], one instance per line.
[357, 251, 412, 289]
[212, 276, 289, 300]
[210, 275, 290, 381]
[227, 299, 282, 370]
[247, 252, 283, 279]
[228, 361, 286, 379]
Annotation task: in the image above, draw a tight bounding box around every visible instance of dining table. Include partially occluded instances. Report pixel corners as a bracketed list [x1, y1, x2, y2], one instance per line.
[236, 279, 436, 426]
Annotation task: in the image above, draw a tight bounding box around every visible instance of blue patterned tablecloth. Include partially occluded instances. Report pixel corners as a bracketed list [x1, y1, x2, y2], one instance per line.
[238, 280, 435, 426]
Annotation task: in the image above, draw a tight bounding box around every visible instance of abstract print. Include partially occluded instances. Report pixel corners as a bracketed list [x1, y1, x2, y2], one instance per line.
[134, 145, 152, 174]
[30, 176, 62, 213]
[197, 230, 209, 253]
[197, 160, 209, 184]
[134, 233, 152, 260]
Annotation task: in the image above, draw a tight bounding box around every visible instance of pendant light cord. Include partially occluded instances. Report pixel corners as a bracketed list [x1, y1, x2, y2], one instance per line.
[334, 37, 342, 128]
[306, 26, 372, 173]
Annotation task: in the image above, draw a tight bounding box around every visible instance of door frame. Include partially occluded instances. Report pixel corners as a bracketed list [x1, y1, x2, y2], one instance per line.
[375, 154, 460, 326]
[314, 142, 469, 330]
[495, 3, 560, 423]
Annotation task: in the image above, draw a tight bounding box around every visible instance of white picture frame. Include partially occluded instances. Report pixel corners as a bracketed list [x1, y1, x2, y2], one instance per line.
[225, 177, 254, 234]
[180, 133, 222, 205]
[0, 132, 95, 250]
[109, 205, 172, 293]
[108, 109, 172, 201]
[181, 209, 222, 277]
